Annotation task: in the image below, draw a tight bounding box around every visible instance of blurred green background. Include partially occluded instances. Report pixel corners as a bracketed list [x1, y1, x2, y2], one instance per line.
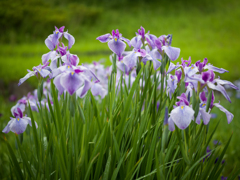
[0, 0, 240, 178]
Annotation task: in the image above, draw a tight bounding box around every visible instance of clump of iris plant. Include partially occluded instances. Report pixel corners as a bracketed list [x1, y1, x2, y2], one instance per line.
[2, 25, 239, 180]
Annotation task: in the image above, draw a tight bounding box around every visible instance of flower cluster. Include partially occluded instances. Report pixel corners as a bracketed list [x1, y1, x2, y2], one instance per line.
[2, 26, 238, 134]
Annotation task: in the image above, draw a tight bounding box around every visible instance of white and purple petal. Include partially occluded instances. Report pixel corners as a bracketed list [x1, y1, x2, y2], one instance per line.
[207, 82, 231, 102]
[18, 71, 35, 86]
[170, 105, 194, 130]
[60, 72, 83, 95]
[63, 32, 75, 49]
[213, 103, 233, 123]
[108, 39, 126, 57]
[96, 33, 112, 43]
[53, 74, 65, 95]
[162, 46, 180, 61]
[204, 64, 228, 74]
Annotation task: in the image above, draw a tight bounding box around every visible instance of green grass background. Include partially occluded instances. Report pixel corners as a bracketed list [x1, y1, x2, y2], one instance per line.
[0, 0, 240, 178]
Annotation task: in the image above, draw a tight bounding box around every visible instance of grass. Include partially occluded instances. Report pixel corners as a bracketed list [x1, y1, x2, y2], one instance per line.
[210, 92, 240, 176]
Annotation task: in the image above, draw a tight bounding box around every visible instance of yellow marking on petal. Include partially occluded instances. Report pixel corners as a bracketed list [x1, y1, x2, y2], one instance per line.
[17, 118, 20, 121]
[181, 106, 184, 109]
[68, 66, 70, 69]
[39, 69, 41, 71]
[71, 72, 74, 75]
[56, 31, 59, 34]
[114, 38, 117, 42]
[191, 66, 194, 69]
[203, 103, 206, 106]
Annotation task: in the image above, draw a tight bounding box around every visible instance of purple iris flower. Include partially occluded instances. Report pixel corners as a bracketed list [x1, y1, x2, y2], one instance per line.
[18, 63, 51, 86]
[54, 65, 99, 96]
[131, 26, 158, 49]
[181, 57, 191, 68]
[155, 34, 180, 61]
[96, 29, 130, 59]
[195, 58, 208, 73]
[42, 42, 68, 65]
[168, 93, 195, 131]
[141, 46, 162, 70]
[2, 108, 38, 134]
[195, 91, 212, 125]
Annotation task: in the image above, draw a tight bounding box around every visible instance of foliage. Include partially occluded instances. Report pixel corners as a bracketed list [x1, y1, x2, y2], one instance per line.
[0, 0, 101, 43]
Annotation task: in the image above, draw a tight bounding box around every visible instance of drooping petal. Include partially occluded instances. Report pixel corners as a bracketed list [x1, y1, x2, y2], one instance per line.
[9, 118, 29, 134]
[207, 82, 231, 102]
[199, 108, 211, 125]
[170, 105, 194, 130]
[60, 72, 83, 95]
[79, 79, 92, 98]
[53, 74, 65, 95]
[162, 46, 180, 61]
[204, 64, 228, 74]
[2, 118, 14, 133]
[122, 51, 138, 69]
[96, 33, 112, 43]
[120, 36, 131, 46]
[215, 79, 239, 90]
[213, 103, 233, 123]
[91, 83, 108, 98]
[63, 32, 75, 49]
[45, 35, 55, 51]
[22, 116, 38, 128]
[108, 39, 126, 57]
[18, 71, 35, 86]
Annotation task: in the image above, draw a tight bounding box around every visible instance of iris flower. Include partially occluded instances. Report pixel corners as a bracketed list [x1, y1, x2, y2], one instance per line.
[2, 108, 38, 134]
